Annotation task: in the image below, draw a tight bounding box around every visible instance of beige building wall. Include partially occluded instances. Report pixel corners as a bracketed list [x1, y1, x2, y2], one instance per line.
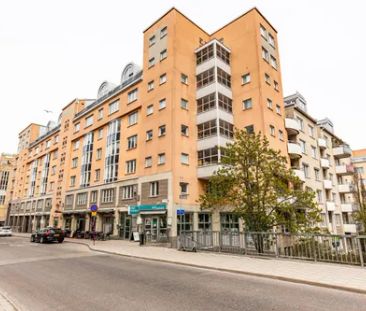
[0, 154, 16, 225]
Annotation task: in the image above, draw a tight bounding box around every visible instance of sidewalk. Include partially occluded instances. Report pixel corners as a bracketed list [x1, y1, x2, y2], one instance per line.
[14, 233, 366, 294]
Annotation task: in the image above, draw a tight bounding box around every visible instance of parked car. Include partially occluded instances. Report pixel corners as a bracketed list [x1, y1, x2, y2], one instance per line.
[0, 226, 12, 237]
[30, 227, 65, 243]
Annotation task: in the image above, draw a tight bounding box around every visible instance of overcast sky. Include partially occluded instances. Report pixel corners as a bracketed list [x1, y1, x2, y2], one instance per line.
[1, 0, 365, 153]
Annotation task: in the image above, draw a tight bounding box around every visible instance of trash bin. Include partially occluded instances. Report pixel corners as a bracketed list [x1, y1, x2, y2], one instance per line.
[139, 232, 145, 246]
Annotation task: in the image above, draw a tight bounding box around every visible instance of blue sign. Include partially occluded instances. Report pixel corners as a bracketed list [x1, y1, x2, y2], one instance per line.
[90, 204, 98, 212]
[128, 203, 166, 215]
[177, 208, 185, 216]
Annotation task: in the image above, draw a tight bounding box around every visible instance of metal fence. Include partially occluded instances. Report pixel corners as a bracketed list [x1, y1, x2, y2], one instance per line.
[178, 231, 366, 267]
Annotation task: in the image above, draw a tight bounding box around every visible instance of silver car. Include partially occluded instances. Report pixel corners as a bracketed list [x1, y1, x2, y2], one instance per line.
[0, 226, 12, 237]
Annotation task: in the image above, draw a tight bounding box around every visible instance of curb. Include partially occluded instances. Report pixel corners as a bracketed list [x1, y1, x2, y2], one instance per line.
[0, 291, 20, 311]
[65, 240, 366, 296]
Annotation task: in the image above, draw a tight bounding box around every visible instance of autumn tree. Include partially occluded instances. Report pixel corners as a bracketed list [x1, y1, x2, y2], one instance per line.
[352, 171, 366, 233]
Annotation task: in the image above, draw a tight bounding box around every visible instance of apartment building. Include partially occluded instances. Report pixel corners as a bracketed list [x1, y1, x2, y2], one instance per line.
[0, 154, 16, 226]
[352, 149, 366, 183]
[284, 92, 357, 235]
[7, 7, 288, 242]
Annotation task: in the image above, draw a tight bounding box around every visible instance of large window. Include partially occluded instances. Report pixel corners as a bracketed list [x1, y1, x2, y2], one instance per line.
[149, 181, 159, 197]
[198, 147, 219, 166]
[197, 119, 217, 139]
[28, 160, 38, 197]
[218, 93, 232, 113]
[217, 68, 231, 88]
[219, 120, 234, 139]
[101, 188, 115, 203]
[216, 44, 230, 65]
[104, 119, 120, 183]
[121, 185, 137, 200]
[196, 44, 214, 65]
[198, 213, 212, 231]
[76, 192, 87, 206]
[196, 68, 215, 89]
[40, 153, 50, 195]
[220, 213, 239, 232]
[80, 132, 94, 187]
[177, 213, 193, 234]
[0, 171, 9, 190]
[197, 93, 215, 113]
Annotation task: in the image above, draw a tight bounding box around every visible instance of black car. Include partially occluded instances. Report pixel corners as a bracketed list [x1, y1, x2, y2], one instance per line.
[30, 227, 65, 243]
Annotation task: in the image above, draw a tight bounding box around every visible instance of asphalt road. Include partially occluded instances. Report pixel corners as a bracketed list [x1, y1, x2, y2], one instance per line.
[0, 237, 365, 311]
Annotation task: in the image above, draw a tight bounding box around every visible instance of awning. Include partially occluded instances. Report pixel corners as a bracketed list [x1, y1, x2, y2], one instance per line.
[62, 210, 89, 215]
[97, 208, 115, 214]
[139, 210, 166, 215]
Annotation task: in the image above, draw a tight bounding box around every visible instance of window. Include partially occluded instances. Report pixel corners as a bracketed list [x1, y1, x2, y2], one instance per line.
[98, 108, 104, 120]
[355, 167, 364, 174]
[268, 33, 275, 47]
[147, 80, 154, 91]
[159, 73, 167, 85]
[146, 104, 154, 116]
[127, 135, 137, 150]
[98, 128, 103, 140]
[180, 98, 188, 110]
[73, 140, 80, 150]
[54, 135, 59, 143]
[158, 153, 166, 165]
[181, 124, 189, 136]
[267, 98, 273, 109]
[219, 120, 234, 138]
[74, 123, 80, 132]
[314, 168, 320, 181]
[243, 98, 252, 110]
[53, 150, 58, 160]
[45, 140, 51, 149]
[160, 26, 167, 38]
[317, 190, 323, 203]
[65, 195, 74, 206]
[148, 57, 155, 68]
[181, 153, 189, 165]
[260, 25, 267, 38]
[70, 176, 76, 187]
[299, 140, 306, 154]
[51, 165, 56, 175]
[276, 105, 281, 115]
[121, 185, 137, 200]
[245, 125, 254, 134]
[262, 47, 269, 62]
[220, 213, 239, 232]
[311, 146, 317, 158]
[270, 56, 277, 69]
[149, 181, 159, 196]
[158, 125, 166, 137]
[198, 213, 212, 231]
[101, 188, 114, 203]
[127, 88, 138, 103]
[0, 171, 9, 191]
[177, 213, 193, 234]
[270, 125, 275, 136]
[216, 44, 230, 65]
[242, 73, 251, 84]
[308, 125, 314, 137]
[0, 196, 5, 205]
[126, 160, 136, 174]
[90, 191, 98, 203]
[265, 73, 271, 84]
[146, 130, 153, 141]
[196, 44, 214, 65]
[85, 115, 93, 127]
[217, 67, 231, 88]
[76, 193, 87, 205]
[104, 119, 120, 183]
[218, 93, 232, 113]
[279, 130, 284, 141]
[181, 73, 188, 84]
[160, 49, 167, 61]
[145, 156, 152, 168]
[197, 119, 217, 139]
[109, 100, 119, 114]
[196, 68, 215, 89]
[198, 146, 218, 166]
[197, 93, 216, 113]
[149, 35, 156, 46]
[274, 81, 279, 91]
[128, 111, 138, 126]
[297, 117, 304, 131]
[302, 163, 309, 178]
[180, 182, 189, 195]
[95, 169, 101, 181]
[72, 157, 78, 168]
[159, 98, 166, 110]
[80, 132, 94, 187]
[96, 148, 102, 160]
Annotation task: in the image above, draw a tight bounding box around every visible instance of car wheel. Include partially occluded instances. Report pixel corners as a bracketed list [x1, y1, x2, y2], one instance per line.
[40, 237, 45, 244]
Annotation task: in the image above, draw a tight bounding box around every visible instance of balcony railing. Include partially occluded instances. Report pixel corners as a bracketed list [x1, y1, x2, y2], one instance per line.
[287, 141, 302, 158]
[333, 144, 352, 158]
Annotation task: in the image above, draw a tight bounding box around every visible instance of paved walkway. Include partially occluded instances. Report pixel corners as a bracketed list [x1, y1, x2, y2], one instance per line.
[13, 233, 366, 294]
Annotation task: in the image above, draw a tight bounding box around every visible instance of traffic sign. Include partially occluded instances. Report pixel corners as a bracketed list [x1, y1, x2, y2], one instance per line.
[91, 211, 97, 217]
[90, 204, 98, 212]
[177, 208, 185, 216]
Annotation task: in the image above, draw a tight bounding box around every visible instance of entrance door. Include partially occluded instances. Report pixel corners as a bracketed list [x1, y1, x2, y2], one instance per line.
[120, 213, 132, 240]
[144, 216, 163, 242]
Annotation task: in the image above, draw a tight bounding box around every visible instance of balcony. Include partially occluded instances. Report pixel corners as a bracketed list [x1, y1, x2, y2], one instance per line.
[343, 224, 357, 234]
[197, 164, 223, 179]
[323, 179, 333, 189]
[285, 118, 300, 135]
[326, 201, 336, 211]
[338, 183, 354, 193]
[292, 168, 305, 182]
[341, 203, 354, 212]
[320, 158, 330, 169]
[287, 141, 302, 159]
[333, 145, 352, 158]
[318, 138, 327, 149]
[335, 164, 354, 175]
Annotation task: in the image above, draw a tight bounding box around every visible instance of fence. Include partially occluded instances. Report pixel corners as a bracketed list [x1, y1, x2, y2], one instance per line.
[178, 231, 366, 267]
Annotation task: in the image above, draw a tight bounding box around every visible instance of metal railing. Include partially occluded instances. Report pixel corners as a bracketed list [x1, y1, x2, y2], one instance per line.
[178, 231, 366, 267]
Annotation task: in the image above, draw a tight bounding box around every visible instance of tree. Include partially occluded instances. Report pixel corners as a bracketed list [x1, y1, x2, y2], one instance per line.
[199, 130, 321, 234]
[352, 171, 366, 233]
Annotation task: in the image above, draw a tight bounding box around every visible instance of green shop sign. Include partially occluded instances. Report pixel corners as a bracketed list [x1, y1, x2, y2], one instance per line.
[128, 203, 167, 215]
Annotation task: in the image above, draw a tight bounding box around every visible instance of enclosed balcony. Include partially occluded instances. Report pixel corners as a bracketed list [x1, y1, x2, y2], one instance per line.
[287, 141, 302, 159]
[343, 224, 357, 234]
[197, 164, 223, 179]
[325, 201, 336, 211]
[320, 158, 330, 169]
[318, 138, 327, 149]
[285, 118, 300, 135]
[333, 144, 352, 158]
[292, 168, 305, 182]
[341, 203, 354, 212]
[335, 164, 354, 175]
[338, 183, 354, 193]
[323, 179, 333, 190]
